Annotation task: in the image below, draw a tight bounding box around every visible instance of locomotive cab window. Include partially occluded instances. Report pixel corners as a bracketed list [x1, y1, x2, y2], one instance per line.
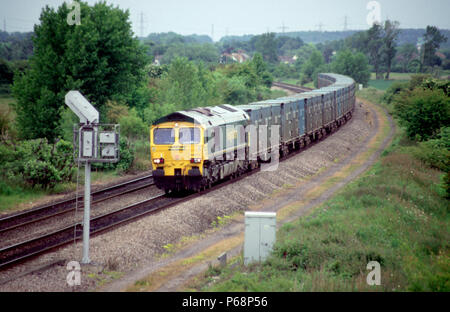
[179, 127, 200, 144]
[154, 128, 175, 145]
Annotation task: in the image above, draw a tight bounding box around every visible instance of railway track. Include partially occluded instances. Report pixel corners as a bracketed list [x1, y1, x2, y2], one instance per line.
[272, 81, 312, 93]
[0, 193, 189, 269]
[0, 82, 350, 273]
[0, 174, 154, 234]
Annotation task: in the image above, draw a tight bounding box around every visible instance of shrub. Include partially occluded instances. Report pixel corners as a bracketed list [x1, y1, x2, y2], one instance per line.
[91, 137, 135, 173]
[0, 138, 75, 189]
[393, 88, 450, 140]
[116, 137, 135, 172]
[383, 81, 409, 105]
[119, 108, 148, 142]
[412, 127, 450, 171]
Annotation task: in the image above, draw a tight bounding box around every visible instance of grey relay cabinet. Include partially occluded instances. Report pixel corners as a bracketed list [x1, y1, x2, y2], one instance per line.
[244, 212, 276, 265]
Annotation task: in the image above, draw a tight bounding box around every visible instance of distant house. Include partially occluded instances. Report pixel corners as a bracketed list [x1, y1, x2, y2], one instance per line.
[220, 50, 250, 63]
[153, 55, 163, 66]
[435, 51, 446, 60]
[279, 55, 296, 64]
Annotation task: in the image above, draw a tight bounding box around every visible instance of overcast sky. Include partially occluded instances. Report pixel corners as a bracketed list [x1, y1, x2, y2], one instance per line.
[1, 0, 449, 41]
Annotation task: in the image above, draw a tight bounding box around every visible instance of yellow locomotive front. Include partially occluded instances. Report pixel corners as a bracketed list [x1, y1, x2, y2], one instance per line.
[150, 105, 251, 193]
[150, 121, 204, 193]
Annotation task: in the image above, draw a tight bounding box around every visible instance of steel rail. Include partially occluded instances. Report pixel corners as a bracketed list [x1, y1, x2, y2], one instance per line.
[0, 192, 187, 269]
[0, 174, 154, 234]
[272, 81, 313, 93]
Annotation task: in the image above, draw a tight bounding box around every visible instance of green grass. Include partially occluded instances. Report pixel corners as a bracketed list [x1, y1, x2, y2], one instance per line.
[0, 184, 47, 213]
[276, 78, 300, 85]
[0, 169, 123, 213]
[370, 72, 413, 80]
[303, 81, 315, 89]
[368, 72, 413, 91]
[356, 88, 385, 104]
[368, 79, 410, 91]
[270, 89, 288, 98]
[197, 126, 449, 292]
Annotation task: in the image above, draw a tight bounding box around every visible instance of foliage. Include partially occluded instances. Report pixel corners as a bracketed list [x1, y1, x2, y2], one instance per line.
[395, 43, 418, 73]
[0, 97, 17, 142]
[91, 136, 135, 173]
[393, 87, 449, 140]
[271, 63, 298, 79]
[422, 26, 448, 69]
[331, 49, 370, 86]
[160, 43, 219, 65]
[411, 127, 450, 172]
[0, 58, 14, 85]
[276, 36, 304, 56]
[156, 58, 220, 114]
[299, 50, 325, 85]
[116, 137, 135, 172]
[383, 20, 401, 79]
[366, 23, 385, 79]
[293, 44, 319, 72]
[0, 31, 33, 61]
[253, 33, 278, 63]
[12, 1, 148, 141]
[0, 138, 75, 189]
[382, 81, 410, 105]
[118, 108, 148, 141]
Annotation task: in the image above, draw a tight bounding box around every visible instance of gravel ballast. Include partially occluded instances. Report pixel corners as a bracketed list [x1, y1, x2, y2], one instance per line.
[0, 102, 374, 292]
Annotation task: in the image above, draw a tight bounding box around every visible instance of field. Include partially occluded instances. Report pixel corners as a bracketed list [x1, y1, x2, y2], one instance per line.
[370, 73, 414, 80]
[368, 72, 412, 90]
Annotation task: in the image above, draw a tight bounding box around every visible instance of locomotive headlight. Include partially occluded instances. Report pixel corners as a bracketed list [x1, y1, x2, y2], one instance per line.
[153, 158, 164, 164]
[190, 158, 201, 163]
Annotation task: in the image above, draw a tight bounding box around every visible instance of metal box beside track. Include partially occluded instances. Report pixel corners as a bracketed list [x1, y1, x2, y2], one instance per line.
[244, 211, 276, 265]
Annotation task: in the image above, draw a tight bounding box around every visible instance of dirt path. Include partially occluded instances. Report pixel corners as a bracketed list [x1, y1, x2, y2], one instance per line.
[101, 98, 394, 292]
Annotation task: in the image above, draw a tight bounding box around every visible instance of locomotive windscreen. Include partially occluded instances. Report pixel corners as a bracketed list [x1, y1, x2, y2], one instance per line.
[154, 128, 175, 145]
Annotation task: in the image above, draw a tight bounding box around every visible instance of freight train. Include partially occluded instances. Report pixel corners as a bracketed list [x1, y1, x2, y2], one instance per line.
[149, 73, 356, 193]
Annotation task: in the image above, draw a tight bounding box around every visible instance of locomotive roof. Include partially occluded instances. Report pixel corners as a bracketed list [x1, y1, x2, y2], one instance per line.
[153, 104, 249, 128]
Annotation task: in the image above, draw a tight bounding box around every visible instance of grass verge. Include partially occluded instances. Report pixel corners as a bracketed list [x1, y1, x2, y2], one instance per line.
[194, 102, 448, 292]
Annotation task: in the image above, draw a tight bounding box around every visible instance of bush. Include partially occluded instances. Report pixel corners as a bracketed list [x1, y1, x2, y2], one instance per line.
[0, 138, 75, 189]
[116, 137, 135, 172]
[119, 108, 148, 142]
[91, 137, 135, 173]
[331, 49, 370, 87]
[383, 81, 409, 105]
[393, 88, 449, 140]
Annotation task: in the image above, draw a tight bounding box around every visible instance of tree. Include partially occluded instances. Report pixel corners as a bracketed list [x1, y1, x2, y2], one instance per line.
[253, 33, 278, 63]
[250, 53, 273, 87]
[0, 58, 13, 84]
[277, 36, 304, 56]
[12, 1, 148, 141]
[300, 50, 325, 85]
[293, 44, 318, 72]
[422, 26, 448, 70]
[331, 49, 370, 86]
[393, 87, 449, 140]
[367, 23, 384, 79]
[396, 44, 418, 72]
[383, 20, 400, 79]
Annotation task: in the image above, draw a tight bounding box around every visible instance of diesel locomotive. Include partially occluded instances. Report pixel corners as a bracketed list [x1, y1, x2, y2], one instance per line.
[150, 73, 356, 193]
